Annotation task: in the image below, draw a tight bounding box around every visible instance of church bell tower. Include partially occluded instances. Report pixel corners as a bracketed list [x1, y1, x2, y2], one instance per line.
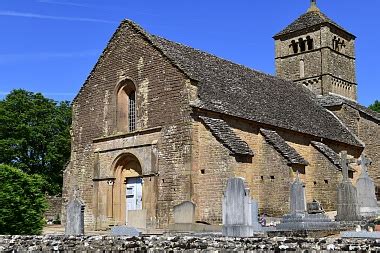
[274, 0, 357, 100]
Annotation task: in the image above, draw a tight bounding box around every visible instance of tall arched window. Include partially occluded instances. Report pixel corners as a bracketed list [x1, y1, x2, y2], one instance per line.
[116, 80, 137, 132]
[128, 91, 136, 132]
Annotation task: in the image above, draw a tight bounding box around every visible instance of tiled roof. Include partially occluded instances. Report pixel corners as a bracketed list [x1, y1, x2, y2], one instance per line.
[274, 9, 353, 38]
[311, 141, 354, 172]
[199, 116, 253, 156]
[317, 95, 380, 123]
[260, 129, 309, 166]
[147, 31, 362, 147]
[74, 20, 363, 148]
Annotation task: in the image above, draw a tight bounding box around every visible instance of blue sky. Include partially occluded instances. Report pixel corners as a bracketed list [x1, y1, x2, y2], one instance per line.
[0, 0, 379, 106]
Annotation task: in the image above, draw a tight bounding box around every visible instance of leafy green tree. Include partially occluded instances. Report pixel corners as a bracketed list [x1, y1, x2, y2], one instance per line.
[369, 100, 380, 113]
[0, 89, 71, 195]
[0, 164, 47, 235]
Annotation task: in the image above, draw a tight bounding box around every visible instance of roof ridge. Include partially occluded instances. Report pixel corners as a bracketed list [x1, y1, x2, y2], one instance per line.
[150, 35, 277, 81]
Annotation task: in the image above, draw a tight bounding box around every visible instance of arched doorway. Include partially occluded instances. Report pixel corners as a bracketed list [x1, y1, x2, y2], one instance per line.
[112, 153, 143, 225]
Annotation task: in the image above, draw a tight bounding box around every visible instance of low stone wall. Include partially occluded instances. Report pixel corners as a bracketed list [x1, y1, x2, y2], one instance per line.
[1, 235, 380, 252]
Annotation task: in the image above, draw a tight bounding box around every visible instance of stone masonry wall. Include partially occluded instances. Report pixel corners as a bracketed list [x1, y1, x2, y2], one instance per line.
[190, 117, 234, 224]
[190, 112, 359, 221]
[330, 105, 380, 191]
[63, 22, 193, 229]
[2, 235, 380, 252]
[44, 196, 63, 222]
[275, 25, 356, 100]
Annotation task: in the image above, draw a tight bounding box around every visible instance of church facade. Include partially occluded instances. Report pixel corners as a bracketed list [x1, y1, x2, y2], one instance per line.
[63, 2, 380, 230]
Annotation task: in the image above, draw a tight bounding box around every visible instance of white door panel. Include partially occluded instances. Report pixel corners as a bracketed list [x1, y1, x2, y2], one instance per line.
[126, 177, 143, 211]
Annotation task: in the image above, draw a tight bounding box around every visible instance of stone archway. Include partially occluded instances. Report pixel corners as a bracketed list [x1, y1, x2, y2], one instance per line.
[112, 153, 144, 226]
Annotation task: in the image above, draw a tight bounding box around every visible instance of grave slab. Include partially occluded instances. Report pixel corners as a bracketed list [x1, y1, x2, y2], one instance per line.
[356, 154, 380, 218]
[65, 197, 85, 235]
[222, 177, 263, 237]
[277, 173, 338, 231]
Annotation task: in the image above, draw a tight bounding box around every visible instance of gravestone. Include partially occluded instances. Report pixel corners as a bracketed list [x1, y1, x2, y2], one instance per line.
[111, 226, 141, 236]
[222, 177, 262, 237]
[356, 154, 380, 218]
[65, 197, 85, 235]
[277, 173, 337, 231]
[290, 174, 307, 214]
[169, 201, 220, 232]
[336, 151, 360, 221]
[173, 201, 195, 224]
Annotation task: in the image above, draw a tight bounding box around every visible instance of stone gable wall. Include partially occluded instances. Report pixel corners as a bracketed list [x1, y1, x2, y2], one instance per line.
[63, 23, 193, 229]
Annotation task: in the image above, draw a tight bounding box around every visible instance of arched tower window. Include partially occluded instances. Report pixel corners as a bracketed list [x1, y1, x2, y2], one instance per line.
[306, 36, 314, 50]
[299, 38, 306, 52]
[116, 80, 137, 133]
[291, 40, 298, 54]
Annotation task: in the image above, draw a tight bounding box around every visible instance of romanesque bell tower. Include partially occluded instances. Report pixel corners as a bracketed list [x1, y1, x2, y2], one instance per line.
[274, 0, 357, 100]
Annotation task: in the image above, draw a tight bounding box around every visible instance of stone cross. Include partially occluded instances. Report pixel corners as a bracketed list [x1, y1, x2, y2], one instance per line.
[357, 154, 372, 175]
[341, 151, 349, 182]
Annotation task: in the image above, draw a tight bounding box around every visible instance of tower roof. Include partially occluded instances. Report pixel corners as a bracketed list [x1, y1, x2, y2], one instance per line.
[274, 2, 354, 39]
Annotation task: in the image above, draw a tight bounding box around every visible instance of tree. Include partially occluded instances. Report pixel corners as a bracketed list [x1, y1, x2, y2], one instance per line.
[0, 164, 47, 235]
[0, 89, 71, 195]
[369, 100, 380, 113]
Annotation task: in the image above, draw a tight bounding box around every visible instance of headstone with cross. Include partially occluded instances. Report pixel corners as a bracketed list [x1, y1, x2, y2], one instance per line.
[277, 173, 338, 231]
[356, 154, 380, 217]
[336, 151, 360, 221]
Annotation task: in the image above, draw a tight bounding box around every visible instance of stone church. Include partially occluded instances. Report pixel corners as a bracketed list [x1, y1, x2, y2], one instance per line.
[63, 1, 380, 230]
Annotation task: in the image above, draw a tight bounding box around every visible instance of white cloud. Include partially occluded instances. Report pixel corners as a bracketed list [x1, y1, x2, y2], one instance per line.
[37, 0, 92, 8]
[0, 10, 117, 24]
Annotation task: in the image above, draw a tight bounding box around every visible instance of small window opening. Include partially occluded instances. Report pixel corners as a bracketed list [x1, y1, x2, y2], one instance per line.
[313, 181, 317, 185]
[270, 176, 275, 182]
[162, 179, 165, 183]
[299, 38, 306, 52]
[200, 169, 205, 174]
[324, 180, 329, 184]
[260, 176, 264, 181]
[291, 40, 299, 54]
[332, 36, 337, 50]
[306, 36, 314, 50]
[341, 41, 346, 53]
